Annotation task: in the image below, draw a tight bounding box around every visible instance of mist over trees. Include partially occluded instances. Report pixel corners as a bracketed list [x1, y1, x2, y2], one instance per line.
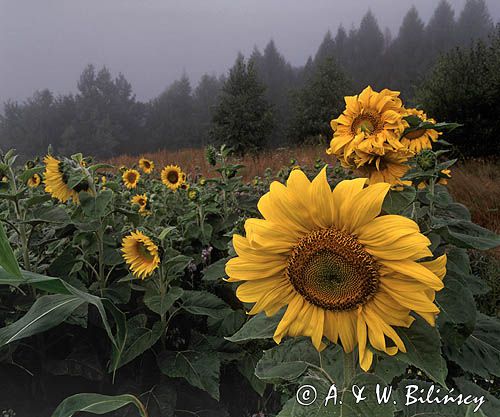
[0, 0, 497, 158]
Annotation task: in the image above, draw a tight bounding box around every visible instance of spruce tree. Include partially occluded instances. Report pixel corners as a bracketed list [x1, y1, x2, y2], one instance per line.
[457, 0, 493, 45]
[209, 54, 273, 155]
[288, 57, 352, 143]
[425, 0, 457, 67]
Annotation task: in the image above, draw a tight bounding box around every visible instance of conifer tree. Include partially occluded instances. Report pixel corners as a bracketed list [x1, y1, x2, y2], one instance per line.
[210, 54, 273, 155]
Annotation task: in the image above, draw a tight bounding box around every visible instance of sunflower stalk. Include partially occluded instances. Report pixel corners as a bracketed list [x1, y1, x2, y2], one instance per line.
[7, 166, 32, 272]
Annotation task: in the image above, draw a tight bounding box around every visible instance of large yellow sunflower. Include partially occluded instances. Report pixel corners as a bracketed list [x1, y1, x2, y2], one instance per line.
[327, 86, 407, 165]
[355, 148, 413, 185]
[121, 230, 160, 279]
[139, 158, 155, 174]
[161, 165, 185, 191]
[401, 108, 441, 153]
[43, 155, 89, 204]
[122, 169, 140, 189]
[226, 168, 446, 371]
[27, 173, 41, 188]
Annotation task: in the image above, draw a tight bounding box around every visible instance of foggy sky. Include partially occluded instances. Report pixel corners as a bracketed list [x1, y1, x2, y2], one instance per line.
[1, 0, 499, 103]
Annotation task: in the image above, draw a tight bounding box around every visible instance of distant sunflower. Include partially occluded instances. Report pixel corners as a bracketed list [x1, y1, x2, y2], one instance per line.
[122, 169, 140, 189]
[355, 148, 413, 185]
[44, 155, 89, 204]
[161, 165, 185, 191]
[327, 86, 407, 165]
[401, 108, 441, 153]
[27, 173, 41, 188]
[139, 158, 154, 174]
[121, 231, 160, 279]
[131, 194, 150, 216]
[226, 168, 446, 371]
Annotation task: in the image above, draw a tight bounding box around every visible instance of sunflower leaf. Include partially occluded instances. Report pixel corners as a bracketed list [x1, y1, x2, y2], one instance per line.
[158, 349, 221, 400]
[447, 313, 500, 379]
[226, 309, 285, 342]
[50, 393, 147, 417]
[396, 316, 448, 387]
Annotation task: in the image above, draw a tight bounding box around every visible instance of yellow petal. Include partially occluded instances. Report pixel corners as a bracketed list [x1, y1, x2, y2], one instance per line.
[332, 178, 367, 229]
[309, 167, 334, 228]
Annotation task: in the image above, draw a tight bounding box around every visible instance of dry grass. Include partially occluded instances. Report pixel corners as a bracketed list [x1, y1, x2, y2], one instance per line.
[109, 147, 499, 233]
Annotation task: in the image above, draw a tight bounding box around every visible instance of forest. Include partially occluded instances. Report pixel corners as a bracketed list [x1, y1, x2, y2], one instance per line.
[0, 0, 498, 159]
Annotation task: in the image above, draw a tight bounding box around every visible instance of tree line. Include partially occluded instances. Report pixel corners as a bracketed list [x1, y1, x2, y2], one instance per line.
[0, 0, 497, 158]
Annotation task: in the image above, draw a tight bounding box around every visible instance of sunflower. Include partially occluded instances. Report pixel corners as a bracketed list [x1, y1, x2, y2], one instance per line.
[121, 231, 160, 279]
[122, 169, 140, 189]
[27, 173, 41, 188]
[417, 169, 452, 190]
[131, 194, 150, 216]
[327, 86, 407, 165]
[225, 168, 446, 371]
[401, 108, 441, 153]
[161, 165, 185, 191]
[139, 158, 154, 174]
[355, 148, 413, 185]
[44, 155, 89, 204]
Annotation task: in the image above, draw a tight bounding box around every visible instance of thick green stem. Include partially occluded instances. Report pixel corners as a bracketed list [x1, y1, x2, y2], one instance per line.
[343, 350, 356, 388]
[8, 167, 31, 272]
[96, 226, 105, 295]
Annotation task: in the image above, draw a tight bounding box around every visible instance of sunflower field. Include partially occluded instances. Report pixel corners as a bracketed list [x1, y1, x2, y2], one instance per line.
[0, 87, 499, 417]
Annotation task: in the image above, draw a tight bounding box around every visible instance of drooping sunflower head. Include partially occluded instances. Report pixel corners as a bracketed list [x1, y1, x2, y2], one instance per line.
[161, 165, 185, 191]
[401, 108, 441, 153]
[354, 147, 413, 185]
[121, 230, 160, 279]
[139, 158, 154, 174]
[27, 173, 42, 188]
[131, 194, 150, 216]
[226, 168, 446, 371]
[327, 86, 408, 165]
[43, 155, 91, 204]
[122, 169, 140, 189]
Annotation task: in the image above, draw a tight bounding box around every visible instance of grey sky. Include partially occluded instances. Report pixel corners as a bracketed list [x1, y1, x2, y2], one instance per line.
[1, 0, 499, 102]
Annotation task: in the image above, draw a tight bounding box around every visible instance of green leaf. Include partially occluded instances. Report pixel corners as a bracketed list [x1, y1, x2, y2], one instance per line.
[19, 166, 45, 182]
[382, 187, 416, 214]
[144, 286, 183, 316]
[372, 355, 408, 385]
[0, 267, 126, 372]
[158, 349, 221, 400]
[79, 190, 113, 218]
[0, 221, 21, 278]
[0, 294, 85, 346]
[237, 352, 267, 396]
[437, 273, 477, 349]
[226, 309, 284, 342]
[436, 220, 500, 250]
[454, 377, 498, 417]
[114, 320, 164, 369]
[255, 338, 319, 383]
[50, 393, 147, 417]
[181, 290, 232, 320]
[203, 258, 228, 282]
[448, 313, 500, 378]
[24, 205, 71, 224]
[396, 316, 447, 386]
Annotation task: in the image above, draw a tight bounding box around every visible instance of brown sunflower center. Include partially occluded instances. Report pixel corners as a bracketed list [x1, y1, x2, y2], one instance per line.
[286, 228, 379, 311]
[167, 170, 179, 184]
[143, 161, 151, 169]
[127, 172, 137, 183]
[352, 113, 381, 135]
[404, 129, 426, 140]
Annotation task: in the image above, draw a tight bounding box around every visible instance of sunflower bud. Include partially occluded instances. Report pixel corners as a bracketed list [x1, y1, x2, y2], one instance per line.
[25, 160, 36, 170]
[188, 189, 199, 201]
[205, 145, 217, 166]
[416, 149, 437, 171]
